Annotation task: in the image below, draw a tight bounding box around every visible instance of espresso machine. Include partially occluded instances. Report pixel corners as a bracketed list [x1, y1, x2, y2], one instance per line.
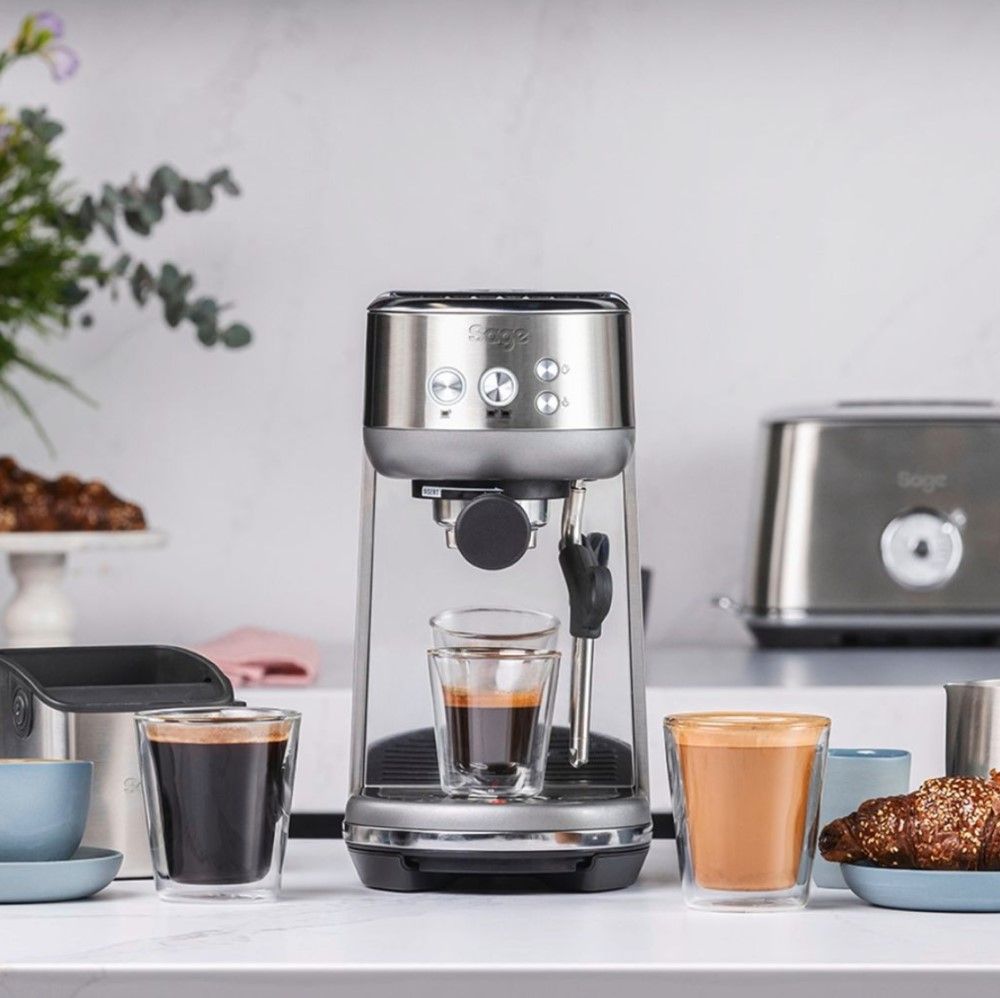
[344, 291, 652, 891]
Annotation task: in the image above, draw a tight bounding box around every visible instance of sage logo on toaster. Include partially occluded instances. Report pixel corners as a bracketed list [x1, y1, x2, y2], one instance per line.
[897, 470, 948, 494]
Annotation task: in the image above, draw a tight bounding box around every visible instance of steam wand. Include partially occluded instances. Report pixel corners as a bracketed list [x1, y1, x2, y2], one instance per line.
[559, 480, 613, 768]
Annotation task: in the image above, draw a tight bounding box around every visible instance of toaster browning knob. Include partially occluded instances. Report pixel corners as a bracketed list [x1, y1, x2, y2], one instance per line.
[880, 509, 963, 590]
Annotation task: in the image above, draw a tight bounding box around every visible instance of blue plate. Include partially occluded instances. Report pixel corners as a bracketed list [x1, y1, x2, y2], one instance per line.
[0, 847, 122, 904]
[842, 862, 1000, 912]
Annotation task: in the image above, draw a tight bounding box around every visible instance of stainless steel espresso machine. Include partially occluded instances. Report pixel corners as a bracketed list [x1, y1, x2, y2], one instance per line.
[344, 291, 652, 891]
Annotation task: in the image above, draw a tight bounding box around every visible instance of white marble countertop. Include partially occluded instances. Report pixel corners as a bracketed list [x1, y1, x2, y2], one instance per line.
[5, 840, 1000, 997]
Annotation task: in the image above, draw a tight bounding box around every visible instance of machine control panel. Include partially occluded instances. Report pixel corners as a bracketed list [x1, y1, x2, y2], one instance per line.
[880, 509, 963, 590]
[427, 360, 571, 416]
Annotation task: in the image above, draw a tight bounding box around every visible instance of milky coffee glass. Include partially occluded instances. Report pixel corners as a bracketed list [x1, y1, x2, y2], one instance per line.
[135, 707, 300, 902]
[429, 647, 559, 798]
[665, 712, 830, 911]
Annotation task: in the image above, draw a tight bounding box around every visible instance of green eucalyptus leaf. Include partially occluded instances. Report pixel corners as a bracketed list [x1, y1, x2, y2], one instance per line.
[78, 253, 101, 276]
[142, 198, 164, 224]
[20, 108, 63, 144]
[58, 281, 89, 306]
[76, 195, 96, 230]
[130, 263, 154, 305]
[123, 208, 151, 236]
[187, 296, 218, 324]
[163, 295, 185, 327]
[196, 320, 219, 346]
[158, 263, 181, 294]
[221, 322, 252, 348]
[149, 164, 182, 198]
[208, 168, 240, 196]
[190, 183, 213, 210]
[175, 181, 195, 212]
[112, 253, 131, 276]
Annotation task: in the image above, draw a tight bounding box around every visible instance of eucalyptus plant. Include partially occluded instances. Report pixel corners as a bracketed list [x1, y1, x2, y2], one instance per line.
[0, 12, 253, 446]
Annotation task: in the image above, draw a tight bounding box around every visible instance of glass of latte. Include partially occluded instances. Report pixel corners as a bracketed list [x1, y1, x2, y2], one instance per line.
[665, 712, 830, 911]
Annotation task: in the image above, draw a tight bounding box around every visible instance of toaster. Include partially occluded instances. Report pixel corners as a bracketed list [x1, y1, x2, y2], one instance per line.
[0, 645, 234, 877]
[737, 401, 1000, 647]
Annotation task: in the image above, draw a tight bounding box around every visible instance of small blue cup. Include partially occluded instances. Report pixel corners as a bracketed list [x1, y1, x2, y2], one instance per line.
[0, 760, 92, 862]
[813, 748, 911, 889]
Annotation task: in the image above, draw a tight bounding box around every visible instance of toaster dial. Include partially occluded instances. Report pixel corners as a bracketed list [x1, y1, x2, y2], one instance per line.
[880, 510, 963, 590]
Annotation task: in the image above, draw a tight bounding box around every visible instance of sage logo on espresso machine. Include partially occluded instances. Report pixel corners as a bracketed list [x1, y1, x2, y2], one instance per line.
[467, 323, 529, 350]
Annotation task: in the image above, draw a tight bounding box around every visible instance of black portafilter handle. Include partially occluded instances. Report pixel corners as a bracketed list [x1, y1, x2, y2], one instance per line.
[454, 493, 532, 571]
[559, 532, 613, 639]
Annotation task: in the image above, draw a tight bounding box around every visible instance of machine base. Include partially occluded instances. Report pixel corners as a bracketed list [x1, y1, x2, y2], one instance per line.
[347, 843, 650, 893]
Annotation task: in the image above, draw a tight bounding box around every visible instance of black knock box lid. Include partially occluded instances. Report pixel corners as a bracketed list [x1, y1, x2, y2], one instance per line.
[0, 645, 235, 713]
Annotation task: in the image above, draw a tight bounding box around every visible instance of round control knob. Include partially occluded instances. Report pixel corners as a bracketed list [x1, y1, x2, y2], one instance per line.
[880, 509, 963, 590]
[427, 367, 465, 406]
[479, 367, 518, 407]
[454, 494, 532, 571]
[535, 391, 560, 415]
[535, 357, 559, 382]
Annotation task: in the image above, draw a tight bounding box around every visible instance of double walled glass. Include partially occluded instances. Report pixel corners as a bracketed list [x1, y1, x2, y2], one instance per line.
[665, 712, 830, 911]
[135, 707, 300, 902]
[430, 607, 559, 651]
[429, 647, 559, 798]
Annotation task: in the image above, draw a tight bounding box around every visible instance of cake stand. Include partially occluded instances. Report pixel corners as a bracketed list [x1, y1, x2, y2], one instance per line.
[0, 531, 167, 647]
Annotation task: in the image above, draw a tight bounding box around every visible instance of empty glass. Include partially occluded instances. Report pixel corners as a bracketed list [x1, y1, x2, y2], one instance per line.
[429, 647, 559, 798]
[430, 607, 559, 651]
[665, 712, 830, 911]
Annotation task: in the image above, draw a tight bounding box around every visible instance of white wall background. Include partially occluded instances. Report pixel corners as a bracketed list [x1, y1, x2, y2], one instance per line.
[3, 0, 1000, 652]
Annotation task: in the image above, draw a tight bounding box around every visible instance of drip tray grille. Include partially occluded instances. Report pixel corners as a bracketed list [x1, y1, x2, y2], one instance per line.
[365, 726, 634, 787]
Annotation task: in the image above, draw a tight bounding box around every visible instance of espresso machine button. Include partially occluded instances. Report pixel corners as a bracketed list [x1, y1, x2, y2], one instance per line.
[535, 391, 560, 415]
[479, 367, 519, 407]
[535, 357, 559, 382]
[427, 367, 465, 406]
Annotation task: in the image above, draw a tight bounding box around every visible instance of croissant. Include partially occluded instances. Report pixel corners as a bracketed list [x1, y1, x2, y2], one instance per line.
[819, 773, 1000, 871]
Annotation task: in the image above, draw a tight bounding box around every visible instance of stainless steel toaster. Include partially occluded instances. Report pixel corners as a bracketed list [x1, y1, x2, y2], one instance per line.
[0, 645, 234, 877]
[737, 401, 1000, 647]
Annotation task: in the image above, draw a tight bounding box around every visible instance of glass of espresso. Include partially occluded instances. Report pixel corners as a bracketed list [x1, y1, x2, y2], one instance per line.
[664, 712, 830, 912]
[134, 707, 300, 902]
[429, 647, 559, 798]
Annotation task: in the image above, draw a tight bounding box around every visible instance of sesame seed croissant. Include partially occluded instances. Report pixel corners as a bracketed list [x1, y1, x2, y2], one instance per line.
[819, 773, 1000, 870]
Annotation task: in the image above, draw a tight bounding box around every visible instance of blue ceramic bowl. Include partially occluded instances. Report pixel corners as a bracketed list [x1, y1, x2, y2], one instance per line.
[0, 759, 92, 862]
[814, 748, 911, 890]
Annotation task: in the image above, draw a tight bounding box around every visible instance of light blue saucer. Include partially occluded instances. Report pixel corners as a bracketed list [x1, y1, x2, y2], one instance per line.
[0, 847, 122, 903]
[842, 862, 1000, 912]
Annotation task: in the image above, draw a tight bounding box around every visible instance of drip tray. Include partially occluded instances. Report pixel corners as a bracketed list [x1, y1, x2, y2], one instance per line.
[365, 726, 634, 788]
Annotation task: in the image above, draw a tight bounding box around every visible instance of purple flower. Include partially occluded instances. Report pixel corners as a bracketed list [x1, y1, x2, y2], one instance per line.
[43, 43, 78, 81]
[34, 12, 64, 38]
[0, 124, 14, 145]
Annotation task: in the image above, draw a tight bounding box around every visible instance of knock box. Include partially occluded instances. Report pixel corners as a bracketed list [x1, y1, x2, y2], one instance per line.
[0, 645, 234, 878]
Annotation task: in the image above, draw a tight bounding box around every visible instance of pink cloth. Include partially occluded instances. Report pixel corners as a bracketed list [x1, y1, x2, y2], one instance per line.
[193, 627, 319, 687]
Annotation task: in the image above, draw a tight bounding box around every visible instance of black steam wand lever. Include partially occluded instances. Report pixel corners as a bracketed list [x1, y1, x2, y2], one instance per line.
[559, 480, 613, 768]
